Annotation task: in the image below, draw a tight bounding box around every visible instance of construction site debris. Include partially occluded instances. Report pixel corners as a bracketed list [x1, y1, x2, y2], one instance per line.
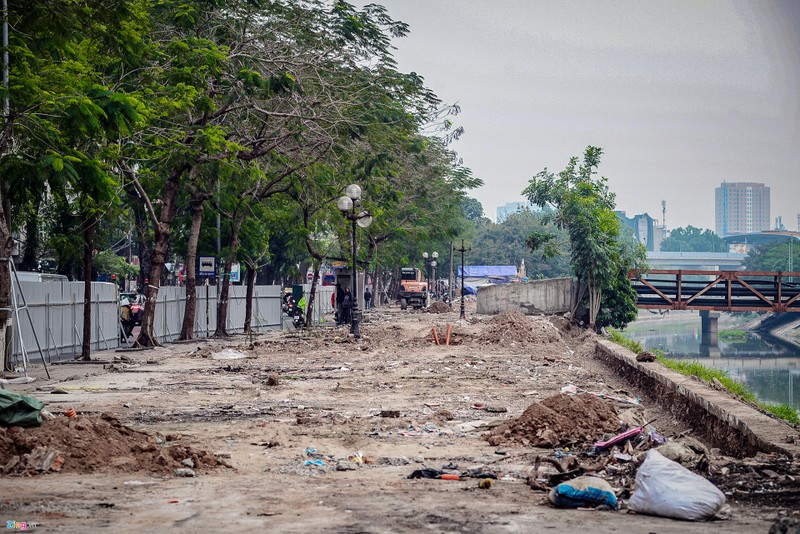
[487, 393, 620, 448]
[628, 450, 726, 521]
[0, 390, 45, 428]
[428, 301, 450, 313]
[0, 414, 225, 476]
[547, 476, 619, 510]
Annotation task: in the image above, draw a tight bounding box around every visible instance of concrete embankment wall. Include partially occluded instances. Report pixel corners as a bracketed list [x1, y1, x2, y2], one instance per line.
[594, 339, 800, 458]
[477, 278, 573, 315]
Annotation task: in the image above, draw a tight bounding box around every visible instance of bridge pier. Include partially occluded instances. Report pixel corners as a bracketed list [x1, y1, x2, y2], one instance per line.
[700, 310, 720, 347]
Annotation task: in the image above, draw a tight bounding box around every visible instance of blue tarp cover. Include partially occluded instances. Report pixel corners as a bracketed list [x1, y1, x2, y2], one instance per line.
[457, 266, 517, 277]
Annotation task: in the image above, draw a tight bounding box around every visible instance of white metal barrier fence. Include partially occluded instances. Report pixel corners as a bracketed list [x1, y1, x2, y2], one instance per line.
[9, 281, 283, 364]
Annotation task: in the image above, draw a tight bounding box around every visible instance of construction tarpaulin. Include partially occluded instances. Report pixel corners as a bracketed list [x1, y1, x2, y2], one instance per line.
[457, 266, 518, 284]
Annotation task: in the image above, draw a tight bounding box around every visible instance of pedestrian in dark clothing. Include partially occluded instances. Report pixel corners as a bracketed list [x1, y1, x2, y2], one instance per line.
[342, 287, 353, 325]
[364, 287, 372, 310]
[335, 283, 344, 325]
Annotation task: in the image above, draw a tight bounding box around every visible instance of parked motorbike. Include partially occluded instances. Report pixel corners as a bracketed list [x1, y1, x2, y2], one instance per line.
[292, 307, 305, 328]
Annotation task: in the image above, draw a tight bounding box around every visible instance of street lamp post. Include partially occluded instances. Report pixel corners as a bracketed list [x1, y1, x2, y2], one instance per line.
[431, 257, 438, 301]
[337, 184, 372, 338]
[456, 240, 470, 320]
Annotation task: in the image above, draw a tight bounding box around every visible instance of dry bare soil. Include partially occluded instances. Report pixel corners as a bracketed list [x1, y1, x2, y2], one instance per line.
[1, 305, 796, 533]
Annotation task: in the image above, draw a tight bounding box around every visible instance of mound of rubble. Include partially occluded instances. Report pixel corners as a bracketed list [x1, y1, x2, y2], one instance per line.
[484, 311, 563, 345]
[0, 414, 225, 476]
[427, 301, 451, 314]
[487, 393, 620, 447]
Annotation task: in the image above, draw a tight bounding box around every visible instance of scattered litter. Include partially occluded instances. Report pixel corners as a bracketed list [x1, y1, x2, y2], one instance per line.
[347, 451, 363, 464]
[65, 408, 77, 418]
[656, 442, 698, 466]
[628, 450, 726, 521]
[548, 476, 619, 510]
[304, 459, 326, 467]
[211, 349, 247, 360]
[167, 499, 180, 504]
[593, 420, 655, 451]
[407, 468, 445, 479]
[0, 377, 36, 385]
[380, 410, 400, 418]
[478, 479, 494, 489]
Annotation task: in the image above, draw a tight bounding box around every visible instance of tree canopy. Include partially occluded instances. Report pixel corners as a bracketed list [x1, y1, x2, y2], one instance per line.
[660, 226, 726, 253]
[523, 146, 646, 329]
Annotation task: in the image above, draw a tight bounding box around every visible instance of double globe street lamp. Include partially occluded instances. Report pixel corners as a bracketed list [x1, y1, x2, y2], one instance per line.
[422, 251, 438, 308]
[337, 184, 372, 338]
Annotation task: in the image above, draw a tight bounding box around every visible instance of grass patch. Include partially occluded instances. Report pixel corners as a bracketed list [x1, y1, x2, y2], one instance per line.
[607, 328, 800, 426]
[718, 329, 748, 343]
[763, 404, 800, 425]
[607, 329, 644, 354]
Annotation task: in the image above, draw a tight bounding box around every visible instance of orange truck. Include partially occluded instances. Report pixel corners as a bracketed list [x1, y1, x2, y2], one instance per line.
[398, 267, 427, 310]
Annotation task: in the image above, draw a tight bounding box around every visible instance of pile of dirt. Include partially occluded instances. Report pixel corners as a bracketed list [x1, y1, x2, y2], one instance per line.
[0, 414, 224, 476]
[487, 393, 620, 447]
[484, 311, 562, 345]
[427, 301, 451, 314]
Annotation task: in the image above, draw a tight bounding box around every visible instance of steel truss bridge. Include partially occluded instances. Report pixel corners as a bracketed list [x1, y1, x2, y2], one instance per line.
[630, 270, 800, 313]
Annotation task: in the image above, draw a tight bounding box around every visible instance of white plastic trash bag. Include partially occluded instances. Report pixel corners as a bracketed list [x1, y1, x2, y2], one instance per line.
[628, 449, 726, 521]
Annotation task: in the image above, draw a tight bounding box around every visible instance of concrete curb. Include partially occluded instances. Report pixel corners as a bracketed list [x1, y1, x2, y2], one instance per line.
[594, 339, 800, 458]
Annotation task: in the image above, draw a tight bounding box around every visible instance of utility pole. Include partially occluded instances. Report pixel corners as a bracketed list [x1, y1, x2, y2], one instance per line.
[456, 239, 471, 320]
[448, 241, 454, 308]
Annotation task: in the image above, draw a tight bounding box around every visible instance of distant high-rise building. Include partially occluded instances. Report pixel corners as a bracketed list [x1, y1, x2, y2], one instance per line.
[496, 201, 532, 223]
[615, 211, 663, 252]
[715, 182, 770, 237]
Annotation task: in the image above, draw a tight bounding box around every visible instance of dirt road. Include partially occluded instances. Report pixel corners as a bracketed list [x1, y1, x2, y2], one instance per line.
[1, 306, 794, 532]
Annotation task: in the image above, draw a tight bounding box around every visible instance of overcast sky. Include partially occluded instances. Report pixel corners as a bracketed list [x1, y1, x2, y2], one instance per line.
[356, 0, 800, 232]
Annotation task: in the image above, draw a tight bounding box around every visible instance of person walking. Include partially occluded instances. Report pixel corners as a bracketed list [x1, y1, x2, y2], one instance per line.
[335, 282, 344, 325]
[341, 287, 353, 326]
[364, 287, 372, 310]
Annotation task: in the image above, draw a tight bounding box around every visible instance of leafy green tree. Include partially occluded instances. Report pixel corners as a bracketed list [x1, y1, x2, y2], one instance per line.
[744, 240, 800, 272]
[0, 0, 149, 362]
[523, 147, 646, 330]
[469, 210, 571, 278]
[93, 250, 138, 281]
[460, 197, 485, 221]
[660, 226, 726, 252]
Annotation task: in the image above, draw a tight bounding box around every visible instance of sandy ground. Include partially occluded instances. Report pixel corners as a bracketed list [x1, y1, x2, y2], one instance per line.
[0, 304, 795, 533]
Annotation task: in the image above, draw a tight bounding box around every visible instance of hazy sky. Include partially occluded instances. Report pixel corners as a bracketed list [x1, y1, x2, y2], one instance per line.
[356, 0, 800, 232]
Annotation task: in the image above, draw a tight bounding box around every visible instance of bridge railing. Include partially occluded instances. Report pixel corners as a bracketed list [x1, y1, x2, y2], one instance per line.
[629, 269, 800, 312]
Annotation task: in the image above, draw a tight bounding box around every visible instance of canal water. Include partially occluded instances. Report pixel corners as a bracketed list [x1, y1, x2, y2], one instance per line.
[621, 311, 800, 410]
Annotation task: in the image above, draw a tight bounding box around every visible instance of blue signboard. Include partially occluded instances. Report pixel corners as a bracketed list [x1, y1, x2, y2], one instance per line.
[198, 256, 216, 277]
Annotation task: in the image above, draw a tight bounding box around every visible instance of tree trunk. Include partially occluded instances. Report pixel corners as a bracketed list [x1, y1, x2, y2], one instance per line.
[0, 222, 12, 372]
[244, 259, 256, 333]
[136, 164, 189, 347]
[179, 199, 204, 340]
[214, 217, 242, 337]
[305, 261, 320, 327]
[371, 267, 379, 308]
[81, 217, 95, 361]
